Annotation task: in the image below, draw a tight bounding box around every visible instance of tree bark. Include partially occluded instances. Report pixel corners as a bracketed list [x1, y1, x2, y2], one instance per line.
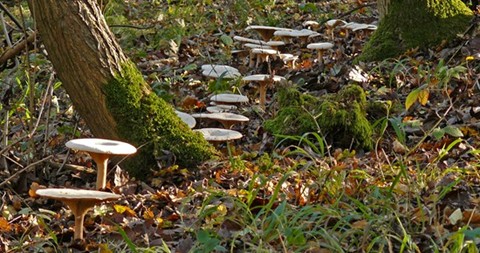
[28, 0, 215, 179]
[358, 0, 473, 62]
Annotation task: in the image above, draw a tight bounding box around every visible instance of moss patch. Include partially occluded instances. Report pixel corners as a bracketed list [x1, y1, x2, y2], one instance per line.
[103, 61, 216, 179]
[264, 85, 373, 150]
[357, 0, 473, 62]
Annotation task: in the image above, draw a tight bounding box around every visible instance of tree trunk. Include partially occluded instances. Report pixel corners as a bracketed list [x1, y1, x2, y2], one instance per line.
[377, 0, 390, 19]
[358, 0, 473, 62]
[28, 0, 215, 179]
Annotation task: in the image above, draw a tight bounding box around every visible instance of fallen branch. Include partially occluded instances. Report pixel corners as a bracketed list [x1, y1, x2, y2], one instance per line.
[0, 31, 36, 66]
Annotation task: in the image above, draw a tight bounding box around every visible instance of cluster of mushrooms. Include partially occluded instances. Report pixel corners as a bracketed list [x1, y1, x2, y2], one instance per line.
[32, 19, 379, 241]
[175, 19, 377, 146]
[35, 138, 137, 240]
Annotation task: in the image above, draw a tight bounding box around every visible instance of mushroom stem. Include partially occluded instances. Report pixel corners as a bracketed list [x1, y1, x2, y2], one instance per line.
[64, 199, 92, 240]
[74, 211, 86, 240]
[317, 51, 324, 64]
[90, 153, 110, 190]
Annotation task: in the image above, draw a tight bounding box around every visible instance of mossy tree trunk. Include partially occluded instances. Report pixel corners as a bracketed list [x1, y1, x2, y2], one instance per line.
[358, 0, 473, 62]
[28, 0, 215, 179]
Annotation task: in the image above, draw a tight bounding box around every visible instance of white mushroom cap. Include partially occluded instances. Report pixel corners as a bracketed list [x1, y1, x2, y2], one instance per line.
[206, 106, 229, 113]
[251, 48, 279, 55]
[307, 42, 334, 50]
[65, 138, 137, 155]
[341, 22, 363, 29]
[210, 94, 249, 104]
[274, 29, 319, 38]
[201, 64, 241, 79]
[191, 112, 249, 123]
[279, 53, 298, 61]
[352, 24, 377, 32]
[326, 19, 347, 28]
[266, 41, 286, 47]
[242, 74, 286, 82]
[175, 110, 196, 128]
[233, 35, 267, 45]
[303, 20, 320, 27]
[209, 103, 238, 110]
[243, 43, 273, 49]
[194, 128, 243, 142]
[36, 188, 121, 201]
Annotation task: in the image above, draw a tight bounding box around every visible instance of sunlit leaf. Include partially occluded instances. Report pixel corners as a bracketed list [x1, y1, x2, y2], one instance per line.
[0, 217, 11, 232]
[113, 205, 136, 217]
[417, 88, 429, 105]
[448, 208, 462, 225]
[405, 88, 420, 110]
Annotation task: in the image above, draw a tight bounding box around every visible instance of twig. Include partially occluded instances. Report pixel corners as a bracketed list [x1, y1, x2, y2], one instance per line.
[0, 31, 36, 66]
[0, 155, 53, 188]
[335, 2, 376, 20]
[0, 1, 23, 30]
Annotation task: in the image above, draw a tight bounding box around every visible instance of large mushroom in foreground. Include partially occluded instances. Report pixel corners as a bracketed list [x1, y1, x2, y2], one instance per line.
[36, 188, 121, 240]
[66, 138, 137, 190]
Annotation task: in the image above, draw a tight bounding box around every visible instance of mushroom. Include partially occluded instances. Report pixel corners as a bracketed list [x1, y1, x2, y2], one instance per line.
[36, 188, 121, 240]
[194, 128, 243, 143]
[325, 19, 347, 39]
[307, 42, 334, 66]
[245, 25, 292, 41]
[210, 93, 249, 105]
[273, 29, 319, 44]
[251, 48, 279, 68]
[351, 24, 377, 40]
[279, 53, 299, 69]
[192, 112, 249, 129]
[175, 110, 196, 128]
[265, 40, 286, 50]
[243, 43, 274, 67]
[242, 74, 286, 109]
[206, 103, 237, 113]
[201, 64, 241, 79]
[302, 20, 320, 30]
[65, 138, 137, 190]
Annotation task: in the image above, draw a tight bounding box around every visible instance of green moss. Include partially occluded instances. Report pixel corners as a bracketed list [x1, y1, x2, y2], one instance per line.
[357, 0, 473, 62]
[265, 85, 374, 150]
[103, 61, 216, 179]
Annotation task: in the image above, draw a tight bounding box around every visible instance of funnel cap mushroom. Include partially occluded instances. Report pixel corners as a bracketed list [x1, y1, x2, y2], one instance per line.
[307, 42, 334, 64]
[201, 64, 241, 79]
[210, 94, 249, 104]
[192, 112, 249, 129]
[66, 138, 137, 190]
[194, 128, 243, 142]
[36, 188, 121, 240]
[175, 110, 196, 128]
[245, 25, 292, 41]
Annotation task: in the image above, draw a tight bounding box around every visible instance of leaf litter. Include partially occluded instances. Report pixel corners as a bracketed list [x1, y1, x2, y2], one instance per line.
[1, 0, 480, 252]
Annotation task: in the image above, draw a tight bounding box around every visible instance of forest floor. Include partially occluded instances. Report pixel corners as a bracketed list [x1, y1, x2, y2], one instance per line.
[1, 0, 480, 252]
